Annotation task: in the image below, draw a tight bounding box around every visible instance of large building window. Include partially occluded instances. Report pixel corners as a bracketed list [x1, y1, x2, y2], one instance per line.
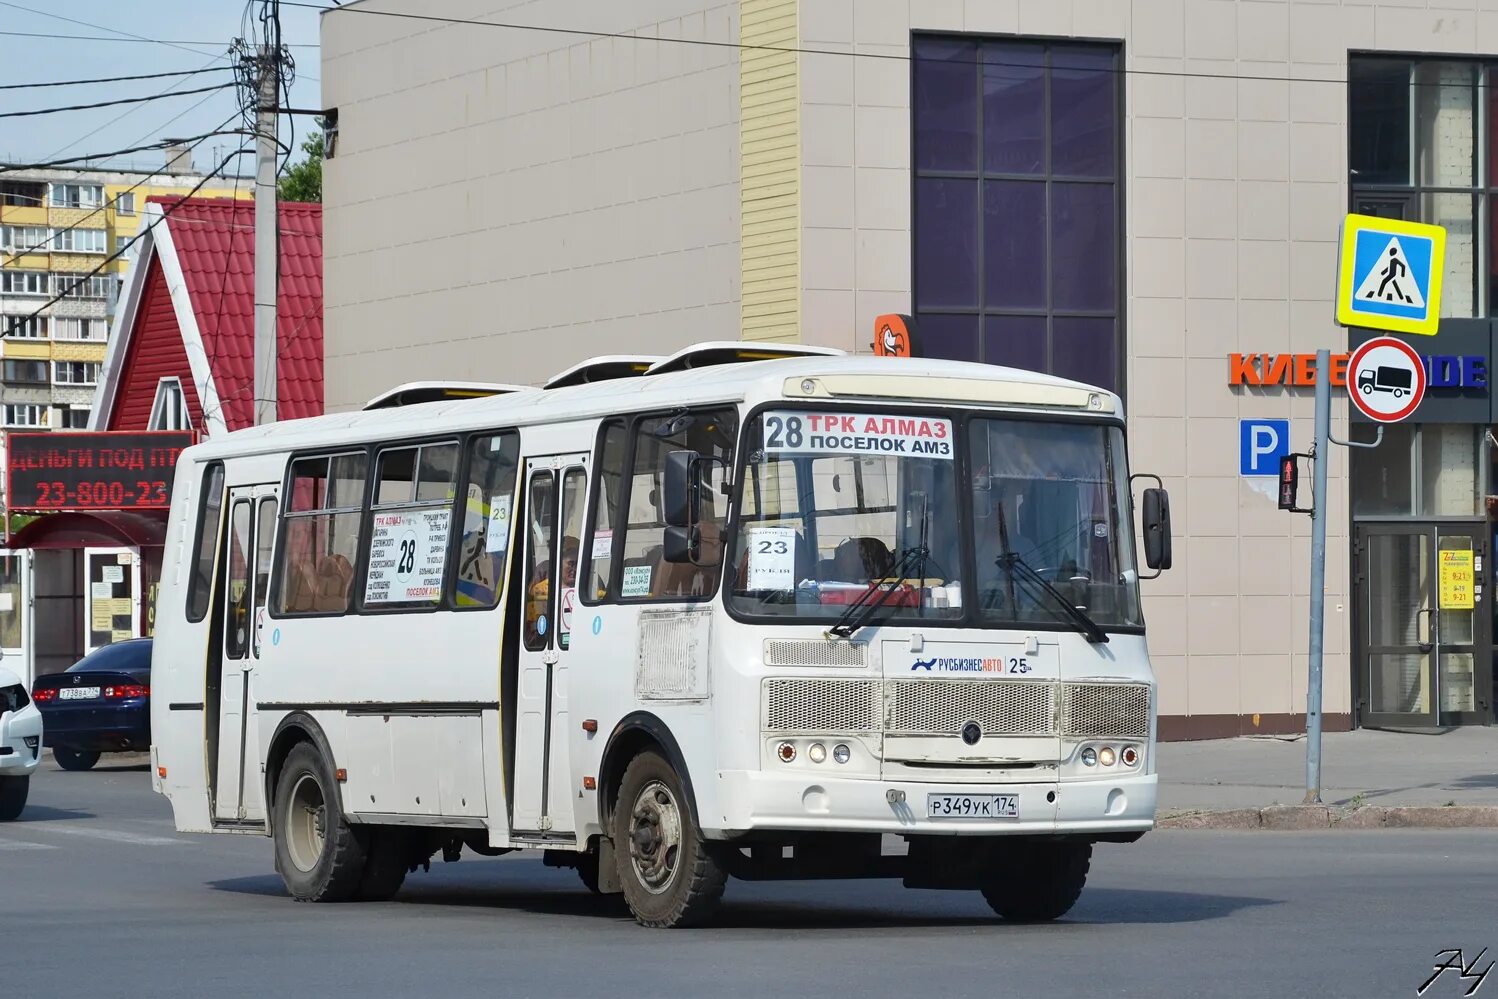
[1348, 57, 1498, 317]
[912, 36, 1123, 393]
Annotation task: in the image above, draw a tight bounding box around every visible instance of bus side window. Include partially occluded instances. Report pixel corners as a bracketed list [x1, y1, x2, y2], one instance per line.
[185, 462, 224, 622]
[613, 408, 735, 602]
[274, 452, 367, 616]
[583, 420, 626, 602]
[452, 432, 520, 609]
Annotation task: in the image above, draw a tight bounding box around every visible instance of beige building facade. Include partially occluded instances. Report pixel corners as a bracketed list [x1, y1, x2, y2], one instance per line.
[321, 0, 1498, 736]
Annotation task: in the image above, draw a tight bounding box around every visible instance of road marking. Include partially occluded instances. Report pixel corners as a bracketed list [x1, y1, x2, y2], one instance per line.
[0, 839, 57, 851]
[22, 825, 181, 847]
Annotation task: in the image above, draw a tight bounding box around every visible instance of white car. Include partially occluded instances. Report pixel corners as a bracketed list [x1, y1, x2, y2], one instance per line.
[0, 664, 42, 820]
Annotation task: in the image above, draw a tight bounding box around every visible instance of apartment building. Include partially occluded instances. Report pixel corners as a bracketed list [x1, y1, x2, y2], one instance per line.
[0, 156, 250, 435]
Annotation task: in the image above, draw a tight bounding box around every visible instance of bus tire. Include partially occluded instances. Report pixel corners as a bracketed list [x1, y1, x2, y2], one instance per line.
[273, 741, 368, 903]
[980, 841, 1091, 922]
[54, 747, 100, 771]
[0, 775, 27, 820]
[357, 827, 410, 901]
[612, 750, 725, 928]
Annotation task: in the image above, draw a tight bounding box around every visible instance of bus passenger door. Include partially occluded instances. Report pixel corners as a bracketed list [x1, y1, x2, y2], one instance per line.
[510, 454, 587, 836]
[212, 486, 279, 824]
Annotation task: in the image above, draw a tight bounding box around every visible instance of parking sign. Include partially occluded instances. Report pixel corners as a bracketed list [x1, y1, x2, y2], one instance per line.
[1240, 419, 1290, 476]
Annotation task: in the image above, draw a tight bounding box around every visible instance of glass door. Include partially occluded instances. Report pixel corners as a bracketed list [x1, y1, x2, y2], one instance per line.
[82, 547, 138, 654]
[1358, 525, 1437, 727]
[1433, 525, 1490, 724]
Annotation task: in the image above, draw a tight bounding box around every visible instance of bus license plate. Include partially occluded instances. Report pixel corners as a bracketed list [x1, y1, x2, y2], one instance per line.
[58, 687, 100, 701]
[927, 793, 1019, 819]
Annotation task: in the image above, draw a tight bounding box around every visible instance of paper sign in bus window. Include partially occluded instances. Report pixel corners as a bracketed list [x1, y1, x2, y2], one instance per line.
[621, 565, 653, 598]
[365, 508, 451, 604]
[486, 495, 511, 554]
[745, 526, 797, 591]
[762, 411, 954, 460]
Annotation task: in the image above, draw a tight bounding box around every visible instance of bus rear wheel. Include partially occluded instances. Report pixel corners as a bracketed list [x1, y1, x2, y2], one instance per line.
[980, 841, 1091, 922]
[273, 742, 370, 903]
[612, 750, 725, 928]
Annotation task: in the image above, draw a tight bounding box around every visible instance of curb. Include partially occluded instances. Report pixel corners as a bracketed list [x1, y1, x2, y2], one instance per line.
[1157, 804, 1498, 830]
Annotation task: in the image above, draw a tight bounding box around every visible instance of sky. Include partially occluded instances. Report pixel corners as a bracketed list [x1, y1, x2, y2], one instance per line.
[0, 0, 324, 177]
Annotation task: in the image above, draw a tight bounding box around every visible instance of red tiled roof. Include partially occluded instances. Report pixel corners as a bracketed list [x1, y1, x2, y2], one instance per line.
[146, 196, 323, 430]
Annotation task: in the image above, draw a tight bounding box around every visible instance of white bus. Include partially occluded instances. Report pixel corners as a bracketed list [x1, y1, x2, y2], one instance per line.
[152, 344, 1173, 928]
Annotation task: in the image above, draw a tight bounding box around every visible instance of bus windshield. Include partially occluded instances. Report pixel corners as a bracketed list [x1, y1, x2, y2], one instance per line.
[727, 409, 965, 624]
[970, 418, 1142, 630]
[726, 409, 1142, 632]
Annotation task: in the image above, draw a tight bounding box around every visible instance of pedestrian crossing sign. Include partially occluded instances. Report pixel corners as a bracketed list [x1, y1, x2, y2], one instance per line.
[1335, 214, 1445, 336]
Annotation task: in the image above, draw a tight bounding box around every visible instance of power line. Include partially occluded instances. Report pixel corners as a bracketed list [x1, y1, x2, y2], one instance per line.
[1, 82, 236, 120]
[0, 28, 314, 47]
[2, 112, 251, 259]
[0, 130, 249, 175]
[2, 146, 249, 339]
[299, 0, 1492, 88]
[0, 66, 232, 91]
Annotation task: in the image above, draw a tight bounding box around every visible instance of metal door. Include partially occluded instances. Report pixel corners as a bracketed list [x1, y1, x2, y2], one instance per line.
[510, 454, 587, 836]
[213, 486, 279, 822]
[1357, 523, 1491, 727]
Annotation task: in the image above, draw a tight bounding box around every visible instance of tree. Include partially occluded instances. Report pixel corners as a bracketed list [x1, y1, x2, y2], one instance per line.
[278, 131, 323, 203]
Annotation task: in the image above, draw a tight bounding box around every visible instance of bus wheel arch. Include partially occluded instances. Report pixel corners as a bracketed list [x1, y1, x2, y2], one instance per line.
[597, 713, 698, 832]
[264, 712, 341, 827]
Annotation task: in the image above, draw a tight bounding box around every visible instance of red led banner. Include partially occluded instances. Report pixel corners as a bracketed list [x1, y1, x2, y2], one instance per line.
[5, 431, 194, 514]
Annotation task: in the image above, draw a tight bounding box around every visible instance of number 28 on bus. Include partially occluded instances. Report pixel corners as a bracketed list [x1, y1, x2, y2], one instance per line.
[151, 343, 1173, 928]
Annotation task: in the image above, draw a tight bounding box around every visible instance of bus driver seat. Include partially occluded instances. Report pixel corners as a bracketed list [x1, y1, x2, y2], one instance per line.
[313, 555, 354, 611]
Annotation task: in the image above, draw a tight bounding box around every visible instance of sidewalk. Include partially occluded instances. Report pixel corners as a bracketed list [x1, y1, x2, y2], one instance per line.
[1154, 727, 1498, 828]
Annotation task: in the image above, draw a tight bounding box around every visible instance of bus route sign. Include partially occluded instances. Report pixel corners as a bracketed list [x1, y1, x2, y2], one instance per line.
[4, 431, 194, 514]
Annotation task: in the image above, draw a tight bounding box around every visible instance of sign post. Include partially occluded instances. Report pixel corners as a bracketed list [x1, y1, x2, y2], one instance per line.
[1298, 215, 1445, 805]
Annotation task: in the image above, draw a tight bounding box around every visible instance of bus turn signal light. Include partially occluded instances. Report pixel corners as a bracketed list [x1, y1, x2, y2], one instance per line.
[582, 719, 598, 733]
[582, 776, 596, 790]
[334, 768, 348, 783]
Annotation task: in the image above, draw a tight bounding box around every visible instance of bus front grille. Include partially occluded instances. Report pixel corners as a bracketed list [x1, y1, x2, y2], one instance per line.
[887, 679, 1055, 737]
[763, 678, 881, 733]
[1059, 683, 1151, 738]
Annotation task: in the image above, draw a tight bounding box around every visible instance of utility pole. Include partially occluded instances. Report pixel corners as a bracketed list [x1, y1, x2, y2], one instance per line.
[253, 42, 279, 426]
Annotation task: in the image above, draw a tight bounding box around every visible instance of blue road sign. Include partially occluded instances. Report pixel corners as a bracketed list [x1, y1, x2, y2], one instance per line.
[1335, 214, 1445, 336]
[1240, 419, 1290, 476]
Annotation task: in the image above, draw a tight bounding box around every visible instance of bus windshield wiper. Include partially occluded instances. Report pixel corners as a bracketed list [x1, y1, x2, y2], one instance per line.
[827, 544, 928, 640]
[996, 552, 1108, 644]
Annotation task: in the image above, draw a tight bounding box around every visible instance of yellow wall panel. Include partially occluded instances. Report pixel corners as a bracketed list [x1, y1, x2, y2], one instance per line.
[2, 341, 51, 360]
[51, 342, 106, 362]
[740, 0, 800, 344]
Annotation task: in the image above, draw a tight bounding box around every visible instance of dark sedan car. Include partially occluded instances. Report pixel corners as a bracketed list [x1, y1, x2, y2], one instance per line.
[31, 639, 151, 771]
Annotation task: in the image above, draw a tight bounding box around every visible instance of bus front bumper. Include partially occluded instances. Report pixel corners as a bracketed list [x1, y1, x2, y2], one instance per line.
[713, 770, 1156, 837]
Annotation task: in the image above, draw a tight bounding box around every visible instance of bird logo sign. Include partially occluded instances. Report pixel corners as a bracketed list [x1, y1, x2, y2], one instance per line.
[873, 314, 914, 358]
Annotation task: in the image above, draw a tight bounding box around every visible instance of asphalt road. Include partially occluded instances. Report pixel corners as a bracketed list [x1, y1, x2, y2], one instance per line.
[3, 755, 1494, 999]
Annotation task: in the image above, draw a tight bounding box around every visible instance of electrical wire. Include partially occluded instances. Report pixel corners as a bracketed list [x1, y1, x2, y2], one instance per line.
[1, 82, 236, 120]
[2, 111, 250, 258]
[297, 0, 1491, 88]
[0, 130, 248, 175]
[0, 28, 315, 47]
[2, 146, 250, 339]
[0, 66, 232, 91]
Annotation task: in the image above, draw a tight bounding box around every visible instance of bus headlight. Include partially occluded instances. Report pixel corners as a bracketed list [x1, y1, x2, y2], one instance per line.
[808, 743, 827, 764]
[1080, 747, 1097, 767]
[1098, 746, 1117, 767]
[833, 744, 851, 764]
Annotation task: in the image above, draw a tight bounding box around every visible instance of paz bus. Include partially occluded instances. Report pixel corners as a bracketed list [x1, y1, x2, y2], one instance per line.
[151, 343, 1173, 928]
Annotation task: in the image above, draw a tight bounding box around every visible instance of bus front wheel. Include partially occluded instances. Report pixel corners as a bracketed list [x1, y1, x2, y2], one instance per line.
[611, 750, 726, 928]
[980, 841, 1091, 922]
[273, 741, 371, 903]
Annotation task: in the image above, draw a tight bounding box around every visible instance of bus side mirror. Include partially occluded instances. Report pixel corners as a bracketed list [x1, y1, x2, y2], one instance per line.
[664, 525, 698, 564]
[663, 450, 699, 529]
[1141, 487, 1173, 572]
